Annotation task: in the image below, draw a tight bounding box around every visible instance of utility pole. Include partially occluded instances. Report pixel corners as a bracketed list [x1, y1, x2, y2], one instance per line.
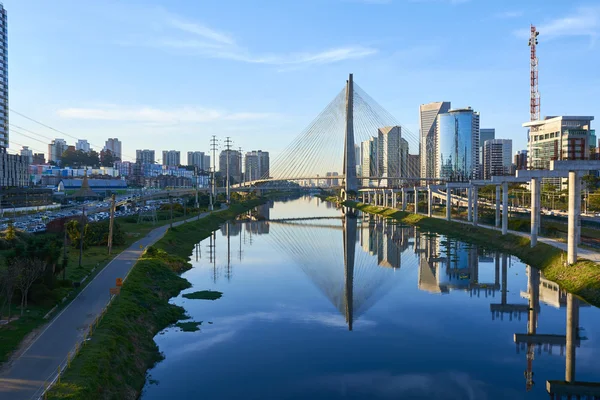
[107, 194, 116, 255]
[194, 165, 199, 209]
[210, 135, 218, 210]
[62, 223, 68, 280]
[239, 146, 243, 187]
[78, 206, 85, 268]
[169, 195, 173, 229]
[225, 137, 233, 204]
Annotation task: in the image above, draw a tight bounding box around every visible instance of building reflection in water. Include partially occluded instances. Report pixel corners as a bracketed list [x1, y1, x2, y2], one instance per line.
[200, 204, 600, 397]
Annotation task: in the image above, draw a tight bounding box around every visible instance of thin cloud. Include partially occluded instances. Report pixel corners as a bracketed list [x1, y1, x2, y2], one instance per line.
[513, 5, 600, 44]
[119, 9, 377, 67]
[56, 106, 276, 123]
[495, 11, 523, 19]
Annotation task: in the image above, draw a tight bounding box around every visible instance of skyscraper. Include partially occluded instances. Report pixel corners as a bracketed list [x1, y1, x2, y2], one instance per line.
[245, 150, 270, 181]
[420, 102, 451, 179]
[219, 149, 242, 183]
[202, 154, 211, 171]
[187, 151, 205, 169]
[76, 139, 91, 153]
[103, 138, 122, 160]
[136, 149, 155, 164]
[162, 150, 181, 167]
[436, 107, 480, 181]
[361, 137, 378, 187]
[20, 146, 33, 164]
[483, 139, 512, 179]
[378, 126, 408, 187]
[48, 138, 67, 163]
[0, 4, 7, 151]
[479, 128, 495, 178]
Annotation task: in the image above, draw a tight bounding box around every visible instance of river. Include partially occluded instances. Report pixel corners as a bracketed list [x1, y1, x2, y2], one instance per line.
[141, 196, 600, 400]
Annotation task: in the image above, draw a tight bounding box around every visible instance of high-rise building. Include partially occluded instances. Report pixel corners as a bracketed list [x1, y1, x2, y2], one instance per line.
[514, 150, 528, 171]
[187, 151, 205, 169]
[20, 146, 33, 164]
[523, 116, 595, 170]
[219, 150, 242, 183]
[103, 138, 122, 160]
[378, 126, 408, 187]
[408, 154, 420, 178]
[326, 172, 339, 187]
[420, 101, 451, 179]
[483, 139, 512, 179]
[244, 150, 270, 181]
[136, 149, 155, 164]
[0, 5, 7, 151]
[202, 154, 211, 171]
[361, 137, 378, 187]
[479, 128, 495, 178]
[162, 150, 181, 167]
[436, 107, 480, 181]
[48, 138, 67, 163]
[0, 151, 27, 187]
[354, 144, 361, 176]
[32, 153, 45, 165]
[76, 139, 91, 153]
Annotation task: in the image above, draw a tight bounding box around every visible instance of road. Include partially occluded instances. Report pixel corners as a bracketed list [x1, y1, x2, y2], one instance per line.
[0, 209, 219, 400]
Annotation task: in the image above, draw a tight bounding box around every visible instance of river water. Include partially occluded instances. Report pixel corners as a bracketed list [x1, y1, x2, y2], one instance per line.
[142, 196, 600, 400]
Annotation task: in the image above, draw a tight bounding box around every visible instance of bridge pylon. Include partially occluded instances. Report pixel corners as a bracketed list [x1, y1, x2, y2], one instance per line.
[343, 73, 358, 195]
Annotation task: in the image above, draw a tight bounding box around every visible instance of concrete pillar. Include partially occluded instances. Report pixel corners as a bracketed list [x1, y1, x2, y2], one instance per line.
[367, 191, 371, 204]
[531, 177, 540, 247]
[401, 188, 406, 211]
[502, 182, 508, 235]
[473, 186, 478, 226]
[427, 187, 432, 217]
[565, 293, 578, 383]
[383, 190, 387, 207]
[495, 185, 501, 228]
[393, 191, 397, 208]
[414, 187, 418, 214]
[446, 185, 451, 221]
[467, 187, 472, 222]
[568, 171, 580, 264]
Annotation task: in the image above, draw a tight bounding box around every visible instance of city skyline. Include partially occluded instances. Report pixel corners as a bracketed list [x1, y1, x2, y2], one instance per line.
[2, 0, 599, 162]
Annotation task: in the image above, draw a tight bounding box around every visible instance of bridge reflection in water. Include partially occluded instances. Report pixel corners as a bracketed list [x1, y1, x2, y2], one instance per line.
[199, 204, 599, 398]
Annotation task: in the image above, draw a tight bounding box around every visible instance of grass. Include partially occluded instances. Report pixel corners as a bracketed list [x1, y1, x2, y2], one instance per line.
[46, 197, 267, 399]
[337, 198, 600, 308]
[182, 290, 222, 300]
[0, 209, 209, 366]
[175, 321, 202, 332]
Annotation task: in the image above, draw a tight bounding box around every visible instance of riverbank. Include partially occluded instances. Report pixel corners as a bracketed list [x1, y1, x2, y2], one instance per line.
[45, 198, 267, 399]
[338, 199, 600, 308]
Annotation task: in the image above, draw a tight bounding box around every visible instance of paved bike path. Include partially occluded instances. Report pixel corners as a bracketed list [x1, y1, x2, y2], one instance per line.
[0, 211, 214, 399]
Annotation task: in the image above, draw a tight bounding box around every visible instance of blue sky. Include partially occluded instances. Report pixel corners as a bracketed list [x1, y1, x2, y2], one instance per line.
[4, 0, 599, 163]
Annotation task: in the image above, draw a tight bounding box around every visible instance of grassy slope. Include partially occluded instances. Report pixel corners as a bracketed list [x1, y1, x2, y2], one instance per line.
[46, 198, 266, 399]
[342, 199, 600, 308]
[0, 209, 207, 365]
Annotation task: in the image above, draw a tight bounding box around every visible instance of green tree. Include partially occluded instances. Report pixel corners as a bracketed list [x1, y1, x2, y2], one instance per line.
[582, 174, 600, 192]
[100, 149, 120, 167]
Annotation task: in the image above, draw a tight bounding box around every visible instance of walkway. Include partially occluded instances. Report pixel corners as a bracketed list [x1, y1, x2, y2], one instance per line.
[0, 209, 221, 400]
[427, 212, 600, 263]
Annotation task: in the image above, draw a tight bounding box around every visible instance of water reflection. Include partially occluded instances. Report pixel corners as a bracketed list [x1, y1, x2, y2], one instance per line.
[147, 198, 600, 400]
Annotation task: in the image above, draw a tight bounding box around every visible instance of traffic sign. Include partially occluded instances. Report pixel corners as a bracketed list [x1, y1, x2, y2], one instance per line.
[116, 278, 123, 287]
[109, 287, 121, 295]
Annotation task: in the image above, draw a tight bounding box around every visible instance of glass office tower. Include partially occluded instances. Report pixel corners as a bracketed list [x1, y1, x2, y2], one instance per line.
[436, 108, 480, 181]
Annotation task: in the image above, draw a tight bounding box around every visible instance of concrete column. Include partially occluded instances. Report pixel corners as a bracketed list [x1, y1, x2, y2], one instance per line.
[568, 171, 580, 264]
[565, 293, 578, 383]
[401, 188, 406, 211]
[414, 187, 418, 214]
[383, 190, 388, 207]
[495, 185, 501, 228]
[467, 187, 473, 222]
[427, 187, 432, 217]
[393, 191, 397, 208]
[472, 186, 478, 226]
[367, 191, 371, 204]
[530, 177, 540, 247]
[502, 182, 508, 235]
[446, 185, 451, 221]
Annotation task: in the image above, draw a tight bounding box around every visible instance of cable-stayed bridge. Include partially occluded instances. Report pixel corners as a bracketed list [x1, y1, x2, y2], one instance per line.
[236, 74, 436, 194]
